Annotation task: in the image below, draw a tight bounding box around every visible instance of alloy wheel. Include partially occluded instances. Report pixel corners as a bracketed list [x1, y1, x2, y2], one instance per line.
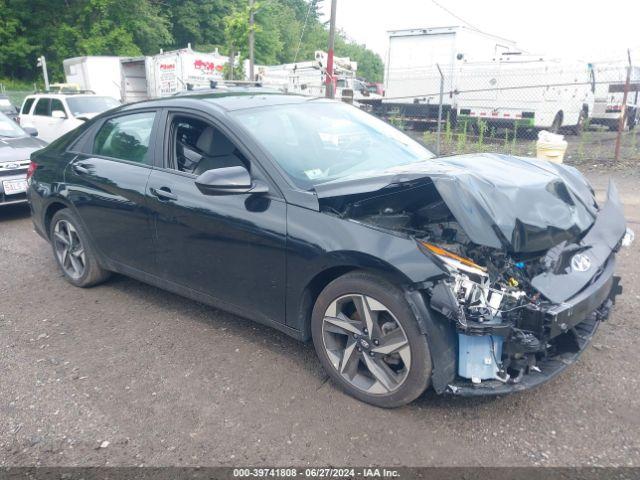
[321, 294, 411, 394]
[53, 219, 86, 280]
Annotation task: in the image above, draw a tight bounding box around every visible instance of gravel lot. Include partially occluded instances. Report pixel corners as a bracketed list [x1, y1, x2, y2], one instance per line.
[1, 169, 639, 467]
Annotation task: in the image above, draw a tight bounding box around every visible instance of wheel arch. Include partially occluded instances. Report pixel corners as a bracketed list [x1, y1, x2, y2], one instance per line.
[43, 198, 72, 239]
[294, 253, 418, 342]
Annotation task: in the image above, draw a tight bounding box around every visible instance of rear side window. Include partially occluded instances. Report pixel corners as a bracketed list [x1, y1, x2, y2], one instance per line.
[93, 112, 155, 164]
[34, 98, 51, 116]
[51, 99, 66, 116]
[21, 98, 35, 115]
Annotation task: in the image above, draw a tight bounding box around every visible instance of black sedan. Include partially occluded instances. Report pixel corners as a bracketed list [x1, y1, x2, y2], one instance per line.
[1, 111, 46, 206]
[26, 92, 633, 407]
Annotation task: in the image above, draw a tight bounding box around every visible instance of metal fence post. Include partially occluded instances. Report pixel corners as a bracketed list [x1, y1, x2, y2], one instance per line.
[614, 49, 632, 163]
[436, 63, 444, 156]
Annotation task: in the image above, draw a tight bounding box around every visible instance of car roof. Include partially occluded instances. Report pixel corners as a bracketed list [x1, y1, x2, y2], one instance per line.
[127, 91, 325, 113]
[24, 93, 106, 100]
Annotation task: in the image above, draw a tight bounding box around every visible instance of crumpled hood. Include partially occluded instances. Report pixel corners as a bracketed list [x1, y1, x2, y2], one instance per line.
[0, 135, 48, 162]
[315, 153, 598, 252]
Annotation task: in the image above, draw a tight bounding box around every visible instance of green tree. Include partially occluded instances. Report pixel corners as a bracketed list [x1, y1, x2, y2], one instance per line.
[0, 0, 384, 84]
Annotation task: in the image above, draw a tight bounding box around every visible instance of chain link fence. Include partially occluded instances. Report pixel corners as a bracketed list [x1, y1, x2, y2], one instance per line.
[0, 84, 35, 112]
[362, 58, 640, 166]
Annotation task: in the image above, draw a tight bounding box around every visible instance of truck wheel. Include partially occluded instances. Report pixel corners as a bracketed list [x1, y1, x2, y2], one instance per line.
[550, 112, 562, 133]
[628, 108, 637, 130]
[570, 108, 588, 136]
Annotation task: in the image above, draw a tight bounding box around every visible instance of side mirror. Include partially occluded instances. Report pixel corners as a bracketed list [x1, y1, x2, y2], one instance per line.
[195, 166, 269, 196]
[52, 110, 67, 119]
[23, 127, 38, 137]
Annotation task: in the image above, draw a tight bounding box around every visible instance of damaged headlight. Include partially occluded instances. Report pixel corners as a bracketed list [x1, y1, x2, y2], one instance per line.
[421, 241, 531, 385]
[420, 241, 526, 323]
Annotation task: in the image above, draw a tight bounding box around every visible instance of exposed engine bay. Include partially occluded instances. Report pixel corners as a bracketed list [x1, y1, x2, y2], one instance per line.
[319, 177, 631, 388]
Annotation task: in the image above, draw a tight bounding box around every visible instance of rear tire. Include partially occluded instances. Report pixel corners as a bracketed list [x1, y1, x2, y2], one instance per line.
[311, 271, 432, 408]
[628, 108, 637, 130]
[49, 209, 110, 288]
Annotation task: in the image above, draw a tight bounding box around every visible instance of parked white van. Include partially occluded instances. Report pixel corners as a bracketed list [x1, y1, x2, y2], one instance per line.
[18, 94, 120, 143]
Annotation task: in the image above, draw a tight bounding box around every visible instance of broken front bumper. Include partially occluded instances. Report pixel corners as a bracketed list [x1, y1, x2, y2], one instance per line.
[411, 179, 629, 397]
[446, 255, 620, 397]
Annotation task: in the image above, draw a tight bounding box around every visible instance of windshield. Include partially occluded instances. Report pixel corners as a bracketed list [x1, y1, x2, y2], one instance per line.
[0, 98, 16, 113]
[0, 111, 27, 138]
[66, 96, 120, 116]
[231, 101, 435, 189]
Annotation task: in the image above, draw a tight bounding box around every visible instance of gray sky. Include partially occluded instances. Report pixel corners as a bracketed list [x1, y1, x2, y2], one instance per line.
[319, 0, 640, 63]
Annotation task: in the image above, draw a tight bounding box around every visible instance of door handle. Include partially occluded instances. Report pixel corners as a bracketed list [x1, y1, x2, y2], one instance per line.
[72, 163, 90, 175]
[151, 186, 177, 201]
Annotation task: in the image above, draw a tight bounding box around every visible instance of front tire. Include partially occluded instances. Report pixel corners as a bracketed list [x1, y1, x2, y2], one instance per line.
[311, 271, 432, 408]
[49, 209, 110, 287]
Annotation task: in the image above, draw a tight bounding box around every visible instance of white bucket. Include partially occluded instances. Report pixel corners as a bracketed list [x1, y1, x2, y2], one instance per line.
[536, 130, 567, 163]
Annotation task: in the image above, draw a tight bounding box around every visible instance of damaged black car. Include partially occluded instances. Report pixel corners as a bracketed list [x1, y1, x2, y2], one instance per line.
[27, 93, 634, 407]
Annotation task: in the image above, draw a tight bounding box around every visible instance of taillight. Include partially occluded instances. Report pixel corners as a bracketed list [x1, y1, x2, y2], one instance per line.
[26, 161, 38, 180]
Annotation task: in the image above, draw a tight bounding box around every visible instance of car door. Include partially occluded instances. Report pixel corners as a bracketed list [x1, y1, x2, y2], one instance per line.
[64, 109, 159, 273]
[145, 110, 288, 325]
[49, 98, 74, 141]
[30, 97, 53, 142]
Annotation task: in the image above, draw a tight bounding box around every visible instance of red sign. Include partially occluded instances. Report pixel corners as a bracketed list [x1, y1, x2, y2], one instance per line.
[194, 59, 216, 72]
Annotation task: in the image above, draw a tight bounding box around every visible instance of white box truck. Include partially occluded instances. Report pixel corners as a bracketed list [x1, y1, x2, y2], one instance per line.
[372, 26, 517, 123]
[455, 54, 595, 134]
[591, 62, 640, 130]
[120, 48, 229, 103]
[63, 56, 123, 100]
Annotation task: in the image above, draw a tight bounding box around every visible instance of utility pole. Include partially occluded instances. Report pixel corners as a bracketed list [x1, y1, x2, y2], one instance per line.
[249, 0, 255, 82]
[325, 0, 337, 98]
[37, 55, 49, 91]
[614, 49, 632, 162]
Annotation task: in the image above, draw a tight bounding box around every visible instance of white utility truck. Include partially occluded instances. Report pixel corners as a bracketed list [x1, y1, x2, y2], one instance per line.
[252, 51, 366, 101]
[455, 54, 595, 134]
[120, 48, 230, 103]
[63, 56, 123, 100]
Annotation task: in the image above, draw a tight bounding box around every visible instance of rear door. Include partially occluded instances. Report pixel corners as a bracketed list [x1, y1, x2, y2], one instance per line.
[64, 109, 159, 273]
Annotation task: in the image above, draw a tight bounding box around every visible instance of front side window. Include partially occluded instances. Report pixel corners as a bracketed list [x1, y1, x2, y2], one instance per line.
[169, 115, 247, 175]
[33, 98, 51, 116]
[231, 101, 435, 189]
[93, 112, 155, 164]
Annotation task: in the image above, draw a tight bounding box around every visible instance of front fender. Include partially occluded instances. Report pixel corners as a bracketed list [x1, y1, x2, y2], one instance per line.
[285, 205, 447, 332]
